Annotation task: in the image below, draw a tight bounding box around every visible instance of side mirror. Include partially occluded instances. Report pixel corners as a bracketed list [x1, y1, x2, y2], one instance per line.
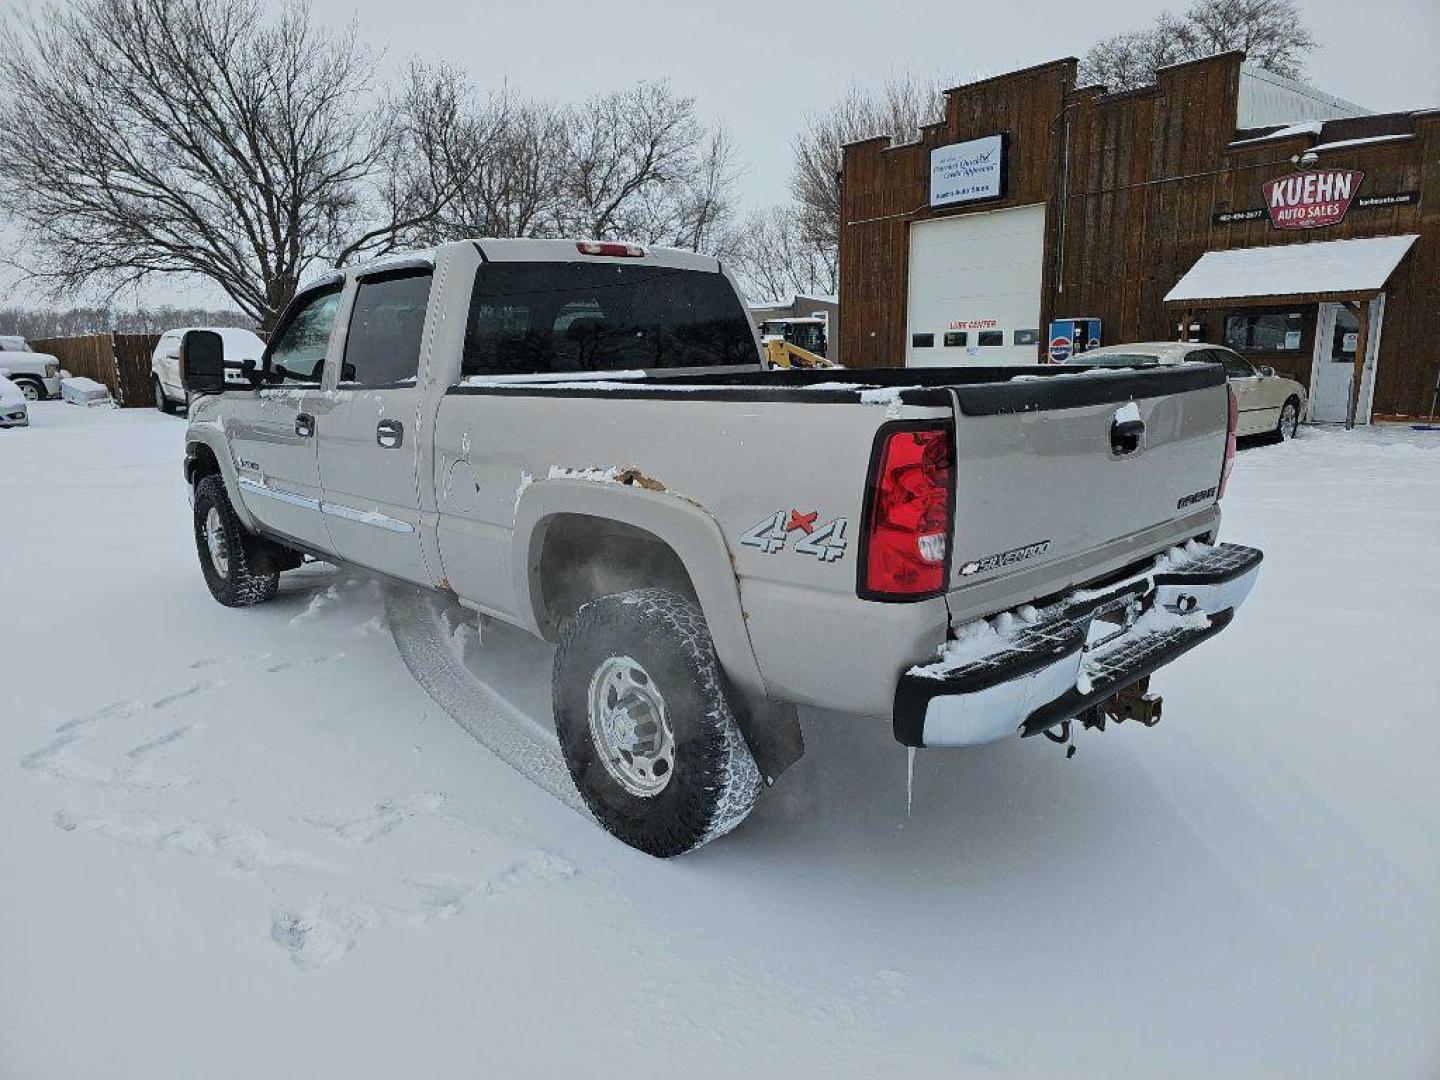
[1259, 365, 1276, 378]
[180, 330, 227, 394]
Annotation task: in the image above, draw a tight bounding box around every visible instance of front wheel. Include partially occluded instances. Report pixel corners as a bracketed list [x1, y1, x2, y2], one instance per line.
[193, 476, 280, 607]
[14, 377, 43, 402]
[553, 589, 762, 857]
[153, 377, 177, 414]
[1275, 397, 1300, 442]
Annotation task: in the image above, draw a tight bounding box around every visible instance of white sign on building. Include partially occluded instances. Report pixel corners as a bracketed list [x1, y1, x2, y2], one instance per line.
[929, 134, 1006, 208]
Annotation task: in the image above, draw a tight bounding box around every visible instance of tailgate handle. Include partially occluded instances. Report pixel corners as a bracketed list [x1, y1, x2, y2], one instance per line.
[1111, 416, 1145, 455]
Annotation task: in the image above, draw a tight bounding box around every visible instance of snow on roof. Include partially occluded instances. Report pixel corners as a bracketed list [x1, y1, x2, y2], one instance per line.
[1310, 133, 1415, 154]
[1229, 121, 1325, 147]
[1164, 235, 1419, 304]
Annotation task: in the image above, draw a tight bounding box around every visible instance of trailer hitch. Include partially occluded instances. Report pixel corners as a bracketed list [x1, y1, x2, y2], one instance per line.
[1099, 676, 1163, 727]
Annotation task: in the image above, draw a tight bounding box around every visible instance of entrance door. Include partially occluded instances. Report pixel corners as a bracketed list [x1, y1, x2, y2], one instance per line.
[228, 283, 343, 549]
[1309, 303, 1359, 423]
[316, 268, 435, 586]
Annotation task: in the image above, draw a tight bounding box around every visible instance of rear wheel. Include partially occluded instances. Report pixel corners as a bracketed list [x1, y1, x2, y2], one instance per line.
[553, 588, 762, 857]
[192, 476, 281, 607]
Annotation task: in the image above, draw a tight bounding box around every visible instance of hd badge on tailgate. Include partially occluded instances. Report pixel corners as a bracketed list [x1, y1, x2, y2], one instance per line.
[741, 508, 848, 563]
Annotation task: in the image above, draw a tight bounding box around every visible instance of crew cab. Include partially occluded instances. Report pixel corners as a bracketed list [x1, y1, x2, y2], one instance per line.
[179, 239, 1262, 857]
[0, 336, 63, 401]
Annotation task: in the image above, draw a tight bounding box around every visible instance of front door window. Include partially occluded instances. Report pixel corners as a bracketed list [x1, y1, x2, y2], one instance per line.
[267, 287, 342, 383]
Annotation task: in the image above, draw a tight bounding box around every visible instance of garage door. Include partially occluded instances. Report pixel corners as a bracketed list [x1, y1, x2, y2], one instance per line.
[906, 203, 1046, 367]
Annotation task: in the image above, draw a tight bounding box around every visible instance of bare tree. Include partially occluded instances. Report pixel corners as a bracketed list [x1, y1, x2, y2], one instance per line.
[727, 205, 837, 304]
[0, 304, 254, 337]
[400, 76, 740, 256]
[1079, 0, 1317, 91]
[558, 81, 737, 252]
[443, 90, 570, 240]
[0, 0, 462, 329]
[791, 73, 952, 284]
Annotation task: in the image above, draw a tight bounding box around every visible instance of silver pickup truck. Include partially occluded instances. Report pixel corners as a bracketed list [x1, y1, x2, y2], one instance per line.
[179, 238, 1261, 856]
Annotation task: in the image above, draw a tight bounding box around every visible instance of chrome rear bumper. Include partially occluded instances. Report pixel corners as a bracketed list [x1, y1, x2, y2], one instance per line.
[893, 542, 1262, 748]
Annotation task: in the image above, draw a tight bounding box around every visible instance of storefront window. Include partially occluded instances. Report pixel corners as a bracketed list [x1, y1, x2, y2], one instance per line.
[912, 332, 935, 348]
[943, 331, 966, 347]
[1224, 310, 1306, 352]
[977, 330, 1003, 347]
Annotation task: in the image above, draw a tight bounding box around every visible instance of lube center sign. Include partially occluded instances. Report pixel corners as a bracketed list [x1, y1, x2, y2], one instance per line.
[1264, 169, 1364, 230]
[930, 134, 1007, 208]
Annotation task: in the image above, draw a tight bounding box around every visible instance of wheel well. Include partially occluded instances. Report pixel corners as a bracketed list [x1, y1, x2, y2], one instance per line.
[186, 443, 221, 487]
[534, 514, 697, 640]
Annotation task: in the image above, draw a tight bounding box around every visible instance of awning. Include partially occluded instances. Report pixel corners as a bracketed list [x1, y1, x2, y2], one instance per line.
[1164, 234, 1419, 307]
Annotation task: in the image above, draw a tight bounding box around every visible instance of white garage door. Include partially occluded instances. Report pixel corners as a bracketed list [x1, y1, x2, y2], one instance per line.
[905, 203, 1046, 367]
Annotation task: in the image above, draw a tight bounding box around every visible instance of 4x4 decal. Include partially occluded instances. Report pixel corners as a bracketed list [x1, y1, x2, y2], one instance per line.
[741, 509, 848, 562]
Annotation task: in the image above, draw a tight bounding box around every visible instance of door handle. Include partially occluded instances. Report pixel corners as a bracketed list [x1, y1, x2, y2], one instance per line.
[295, 413, 315, 438]
[377, 419, 404, 449]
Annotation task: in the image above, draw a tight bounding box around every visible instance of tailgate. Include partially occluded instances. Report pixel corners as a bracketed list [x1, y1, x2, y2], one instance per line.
[946, 365, 1228, 585]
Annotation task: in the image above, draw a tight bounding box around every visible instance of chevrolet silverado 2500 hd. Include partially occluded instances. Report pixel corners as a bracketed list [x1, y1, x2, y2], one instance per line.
[179, 238, 1261, 856]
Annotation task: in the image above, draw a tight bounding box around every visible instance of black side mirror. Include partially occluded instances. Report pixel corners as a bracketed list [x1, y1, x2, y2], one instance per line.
[180, 330, 227, 394]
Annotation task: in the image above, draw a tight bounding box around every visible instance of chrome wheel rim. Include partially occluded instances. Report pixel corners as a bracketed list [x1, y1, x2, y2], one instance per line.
[587, 655, 674, 797]
[203, 506, 230, 577]
[20, 382, 39, 401]
[1281, 402, 1298, 438]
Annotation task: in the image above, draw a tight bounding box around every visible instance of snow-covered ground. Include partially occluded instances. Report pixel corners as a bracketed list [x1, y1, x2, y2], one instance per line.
[2, 402, 1437, 1078]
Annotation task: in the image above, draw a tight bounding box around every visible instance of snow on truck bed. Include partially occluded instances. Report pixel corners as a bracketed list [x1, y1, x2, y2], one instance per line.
[2, 400, 1438, 1079]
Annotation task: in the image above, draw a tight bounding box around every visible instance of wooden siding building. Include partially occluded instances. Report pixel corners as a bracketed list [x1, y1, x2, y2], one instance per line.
[839, 52, 1440, 421]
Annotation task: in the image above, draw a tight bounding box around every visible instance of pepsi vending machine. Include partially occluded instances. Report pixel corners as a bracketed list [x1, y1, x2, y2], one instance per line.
[1046, 318, 1103, 363]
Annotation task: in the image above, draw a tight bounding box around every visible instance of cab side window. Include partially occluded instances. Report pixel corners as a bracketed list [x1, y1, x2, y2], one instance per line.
[267, 286, 342, 383]
[342, 270, 433, 386]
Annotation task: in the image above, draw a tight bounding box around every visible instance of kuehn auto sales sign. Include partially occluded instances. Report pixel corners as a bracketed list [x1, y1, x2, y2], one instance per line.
[1264, 169, 1364, 229]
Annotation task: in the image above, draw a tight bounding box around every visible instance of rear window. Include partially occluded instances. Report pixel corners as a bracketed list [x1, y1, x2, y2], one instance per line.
[461, 263, 756, 377]
[343, 271, 432, 387]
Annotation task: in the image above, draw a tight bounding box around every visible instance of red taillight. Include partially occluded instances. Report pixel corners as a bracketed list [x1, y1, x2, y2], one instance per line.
[862, 425, 953, 599]
[576, 241, 645, 258]
[1218, 383, 1238, 499]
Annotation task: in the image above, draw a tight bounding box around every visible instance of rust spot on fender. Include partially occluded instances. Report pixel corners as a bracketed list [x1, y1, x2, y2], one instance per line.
[616, 468, 666, 492]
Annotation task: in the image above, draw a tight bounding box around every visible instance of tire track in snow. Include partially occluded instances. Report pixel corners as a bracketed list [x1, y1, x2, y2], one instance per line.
[382, 585, 590, 818]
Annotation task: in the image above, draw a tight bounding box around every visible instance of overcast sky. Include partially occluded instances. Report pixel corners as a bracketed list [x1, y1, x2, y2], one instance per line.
[2, 0, 1437, 310]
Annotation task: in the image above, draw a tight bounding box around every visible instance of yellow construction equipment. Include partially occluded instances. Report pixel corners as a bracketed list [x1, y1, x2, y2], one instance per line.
[759, 317, 838, 369]
[763, 336, 836, 369]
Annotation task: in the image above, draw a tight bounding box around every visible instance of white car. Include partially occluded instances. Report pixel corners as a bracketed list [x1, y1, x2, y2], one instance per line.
[150, 327, 265, 413]
[0, 372, 31, 427]
[1068, 341, 1307, 441]
[0, 335, 63, 401]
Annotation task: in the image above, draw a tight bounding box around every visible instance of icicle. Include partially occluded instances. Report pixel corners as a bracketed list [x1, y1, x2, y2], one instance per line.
[906, 747, 916, 819]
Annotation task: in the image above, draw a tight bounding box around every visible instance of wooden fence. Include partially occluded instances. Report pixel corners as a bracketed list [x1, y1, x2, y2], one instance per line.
[29, 332, 160, 407]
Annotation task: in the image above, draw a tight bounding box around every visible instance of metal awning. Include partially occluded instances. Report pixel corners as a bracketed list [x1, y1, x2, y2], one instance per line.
[1164, 234, 1419, 307]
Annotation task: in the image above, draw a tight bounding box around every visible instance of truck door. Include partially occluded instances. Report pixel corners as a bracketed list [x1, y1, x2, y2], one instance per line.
[227, 283, 341, 550]
[316, 268, 435, 586]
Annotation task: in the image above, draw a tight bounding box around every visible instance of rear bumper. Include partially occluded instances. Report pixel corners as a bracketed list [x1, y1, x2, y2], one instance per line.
[893, 542, 1262, 747]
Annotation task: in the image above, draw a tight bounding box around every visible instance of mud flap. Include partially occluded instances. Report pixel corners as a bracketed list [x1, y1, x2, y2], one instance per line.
[731, 696, 804, 785]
